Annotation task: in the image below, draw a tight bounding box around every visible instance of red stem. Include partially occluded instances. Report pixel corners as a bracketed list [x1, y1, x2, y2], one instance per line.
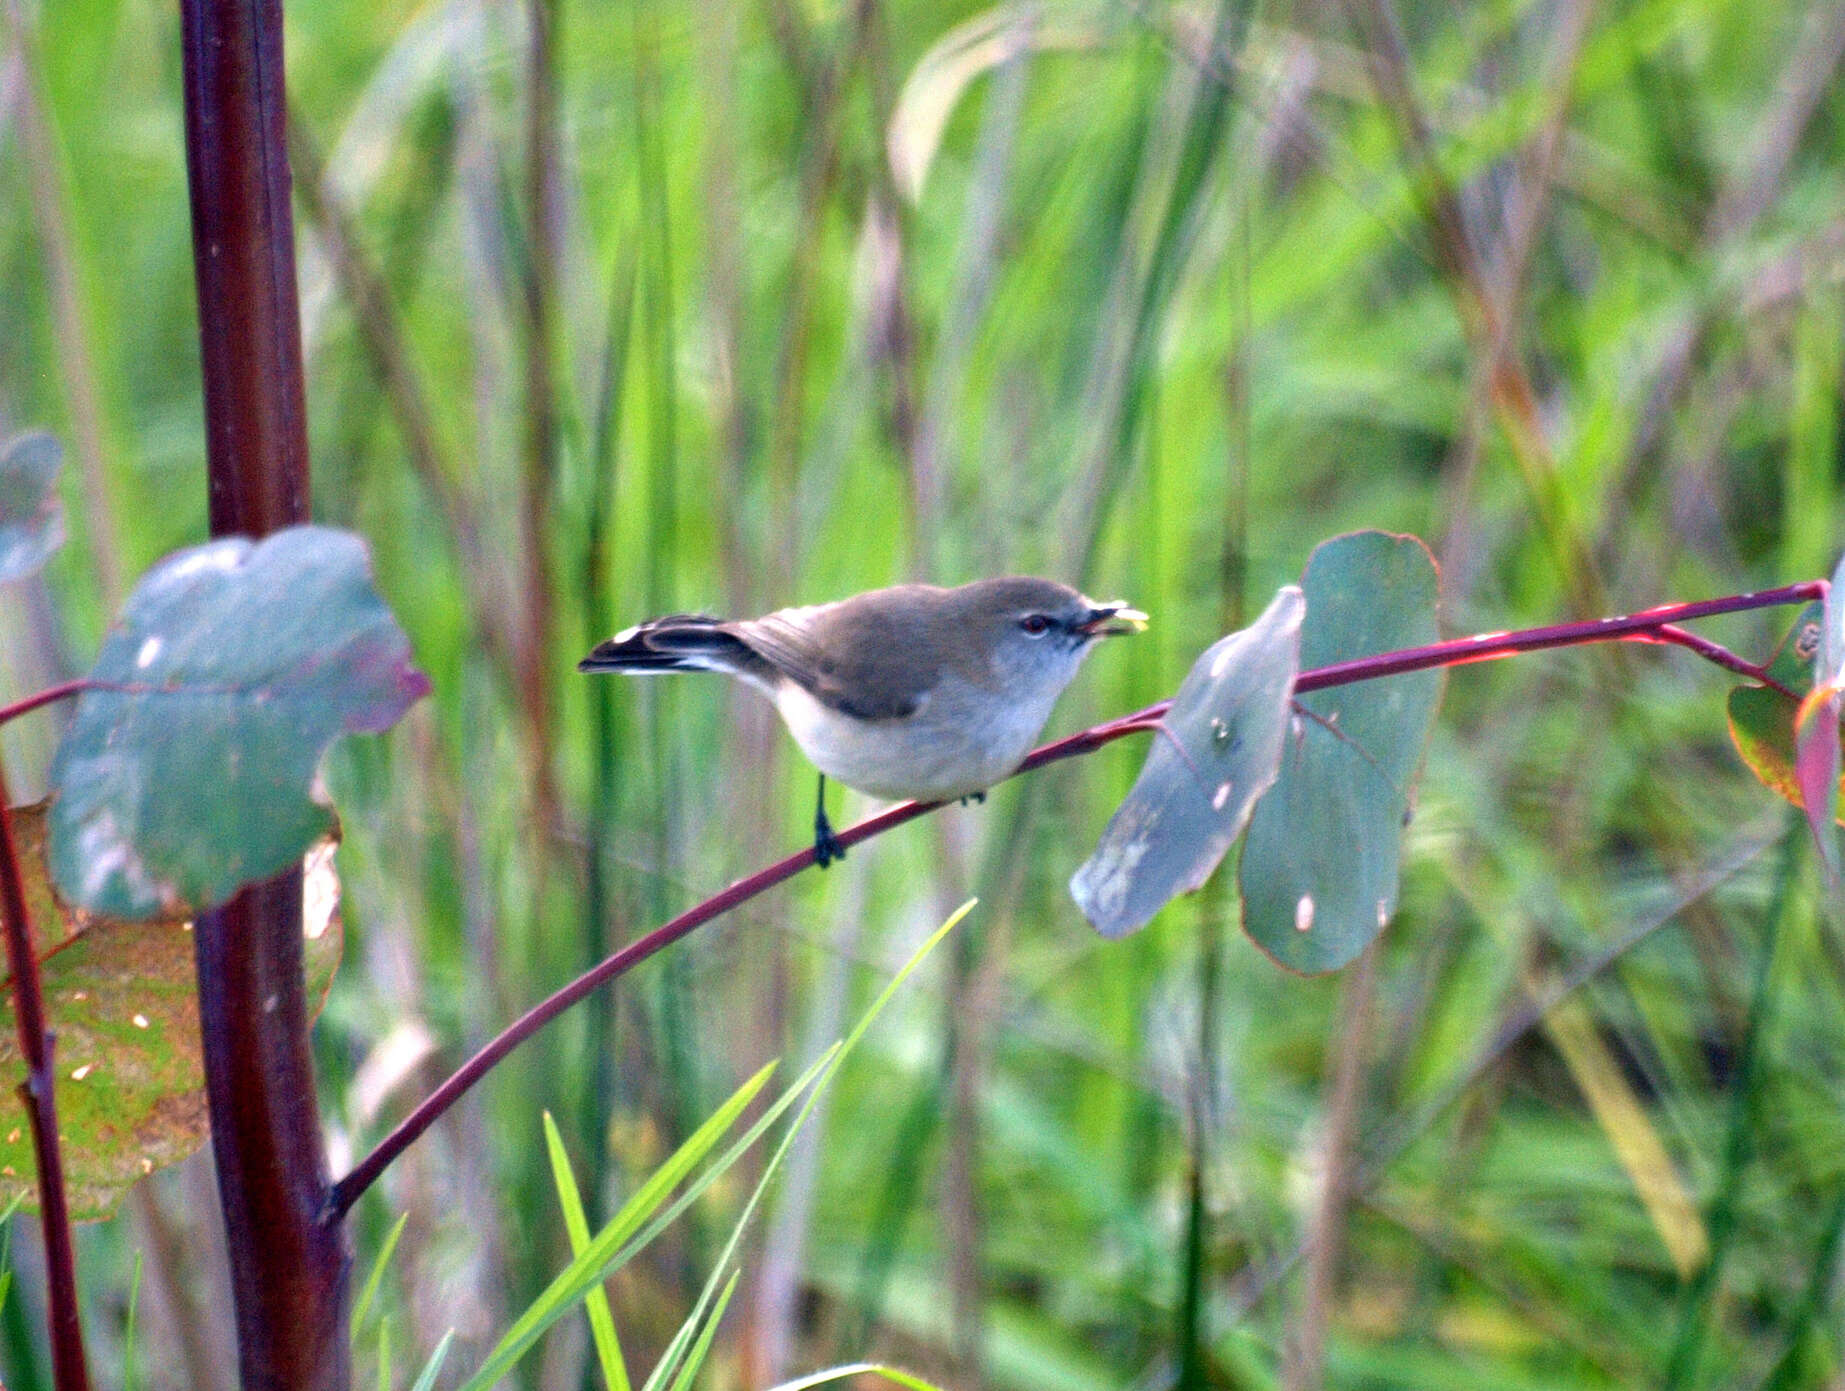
[1640, 625, 1799, 699]
[0, 760, 91, 1391]
[0, 679, 93, 730]
[1290, 582, 1824, 693]
[328, 577, 1822, 1220]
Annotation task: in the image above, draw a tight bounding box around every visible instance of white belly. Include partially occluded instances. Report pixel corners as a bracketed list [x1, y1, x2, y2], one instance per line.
[772, 677, 1059, 801]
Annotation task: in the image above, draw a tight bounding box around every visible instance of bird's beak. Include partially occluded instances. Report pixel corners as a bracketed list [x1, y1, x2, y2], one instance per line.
[1079, 602, 1149, 638]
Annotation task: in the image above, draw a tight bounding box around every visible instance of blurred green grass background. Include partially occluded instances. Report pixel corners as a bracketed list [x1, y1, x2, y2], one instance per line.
[2, 0, 1844, 1386]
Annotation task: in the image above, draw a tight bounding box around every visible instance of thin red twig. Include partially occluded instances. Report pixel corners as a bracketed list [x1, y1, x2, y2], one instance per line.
[1291, 582, 1823, 693]
[0, 759, 91, 1391]
[322, 577, 1822, 1220]
[0, 679, 93, 729]
[1636, 625, 1799, 699]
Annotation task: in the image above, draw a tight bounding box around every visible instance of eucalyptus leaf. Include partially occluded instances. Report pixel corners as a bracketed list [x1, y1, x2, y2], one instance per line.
[1239, 532, 1443, 974]
[1071, 586, 1304, 938]
[48, 526, 429, 919]
[0, 805, 342, 1220]
[1726, 603, 1845, 824]
[0, 432, 65, 583]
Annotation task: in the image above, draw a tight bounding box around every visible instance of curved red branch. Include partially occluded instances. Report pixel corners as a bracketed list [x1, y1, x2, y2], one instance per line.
[318, 576, 1821, 1220]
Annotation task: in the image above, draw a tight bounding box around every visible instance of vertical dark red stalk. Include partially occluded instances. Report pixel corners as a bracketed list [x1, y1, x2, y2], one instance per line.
[178, 0, 348, 1387]
[0, 766, 90, 1389]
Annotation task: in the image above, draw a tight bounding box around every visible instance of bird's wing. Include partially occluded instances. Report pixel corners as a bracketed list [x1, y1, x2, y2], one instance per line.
[734, 601, 931, 721]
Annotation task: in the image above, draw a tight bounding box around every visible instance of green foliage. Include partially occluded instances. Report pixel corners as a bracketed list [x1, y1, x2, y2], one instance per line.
[461, 1061, 782, 1391]
[542, 1113, 630, 1391]
[466, 904, 967, 1391]
[406, 1331, 453, 1391]
[0, 1192, 26, 1318]
[349, 1211, 408, 1344]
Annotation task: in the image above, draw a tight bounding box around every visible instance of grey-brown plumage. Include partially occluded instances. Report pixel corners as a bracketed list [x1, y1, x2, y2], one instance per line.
[580, 577, 1147, 863]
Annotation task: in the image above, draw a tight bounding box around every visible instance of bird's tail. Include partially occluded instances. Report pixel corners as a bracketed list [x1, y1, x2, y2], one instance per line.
[578, 614, 753, 674]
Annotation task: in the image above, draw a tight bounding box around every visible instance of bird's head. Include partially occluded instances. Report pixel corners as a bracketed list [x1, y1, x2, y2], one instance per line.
[957, 577, 1148, 695]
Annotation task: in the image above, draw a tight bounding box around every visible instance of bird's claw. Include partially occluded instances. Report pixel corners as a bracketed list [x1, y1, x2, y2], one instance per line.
[813, 808, 846, 869]
[959, 790, 987, 806]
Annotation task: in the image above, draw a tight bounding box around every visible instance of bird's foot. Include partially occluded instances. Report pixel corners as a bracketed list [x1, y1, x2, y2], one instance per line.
[959, 790, 987, 807]
[813, 807, 847, 869]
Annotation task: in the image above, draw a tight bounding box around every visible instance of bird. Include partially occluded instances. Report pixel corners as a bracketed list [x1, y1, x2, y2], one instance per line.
[579, 577, 1148, 866]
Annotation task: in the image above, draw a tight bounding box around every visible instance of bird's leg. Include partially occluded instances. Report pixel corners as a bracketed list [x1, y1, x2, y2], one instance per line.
[812, 772, 846, 868]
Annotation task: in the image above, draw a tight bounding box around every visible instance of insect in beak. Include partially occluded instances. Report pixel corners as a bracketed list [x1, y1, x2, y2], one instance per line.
[1079, 603, 1149, 638]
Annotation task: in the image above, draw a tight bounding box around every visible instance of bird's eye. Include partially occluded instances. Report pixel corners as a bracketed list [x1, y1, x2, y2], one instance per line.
[1020, 614, 1052, 636]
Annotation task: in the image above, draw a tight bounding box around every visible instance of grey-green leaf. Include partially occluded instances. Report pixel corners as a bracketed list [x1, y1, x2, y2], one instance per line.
[0, 433, 66, 582]
[1239, 531, 1443, 973]
[1071, 585, 1304, 938]
[48, 526, 430, 919]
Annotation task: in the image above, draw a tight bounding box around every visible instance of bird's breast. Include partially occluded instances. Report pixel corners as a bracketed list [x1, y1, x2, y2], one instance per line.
[772, 676, 1060, 802]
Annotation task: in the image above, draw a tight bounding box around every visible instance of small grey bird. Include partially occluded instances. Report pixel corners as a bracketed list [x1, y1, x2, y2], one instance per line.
[579, 577, 1147, 865]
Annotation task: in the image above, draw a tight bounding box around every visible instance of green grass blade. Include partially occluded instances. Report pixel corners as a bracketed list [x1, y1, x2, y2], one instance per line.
[350, 1210, 409, 1343]
[464, 901, 972, 1391]
[661, 1269, 740, 1391]
[457, 1059, 778, 1391]
[643, 901, 975, 1391]
[543, 1111, 631, 1391]
[0, 1189, 29, 1316]
[603, 1044, 841, 1294]
[1757, 1187, 1845, 1391]
[408, 1331, 454, 1391]
[766, 1364, 945, 1391]
[839, 901, 972, 1056]
[1664, 817, 1801, 1388]
[639, 1295, 705, 1391]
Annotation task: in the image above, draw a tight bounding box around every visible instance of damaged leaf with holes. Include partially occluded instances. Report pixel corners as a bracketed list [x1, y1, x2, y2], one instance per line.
[46, 526, 430, 919]
[1239, 531, 1444, 974]
[1071, 586, 1303, 938]
[0, 805, 342, 1220]
[0, 432, 66, 583]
